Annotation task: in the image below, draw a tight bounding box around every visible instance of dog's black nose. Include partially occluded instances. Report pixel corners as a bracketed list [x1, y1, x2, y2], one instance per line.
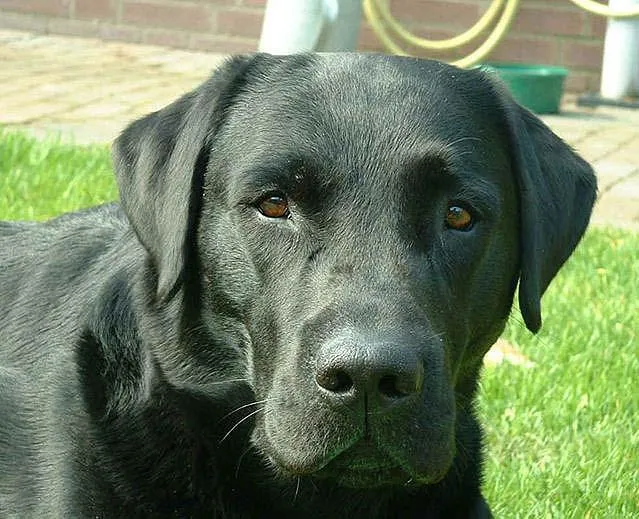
[315, 332, 424, 407]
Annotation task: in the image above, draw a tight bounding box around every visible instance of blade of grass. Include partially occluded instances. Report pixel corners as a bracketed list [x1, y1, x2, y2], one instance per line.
[0, 128, 117, 221]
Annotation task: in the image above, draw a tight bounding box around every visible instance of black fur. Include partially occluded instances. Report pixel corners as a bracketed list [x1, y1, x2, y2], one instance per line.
[0, 54, 596, 518]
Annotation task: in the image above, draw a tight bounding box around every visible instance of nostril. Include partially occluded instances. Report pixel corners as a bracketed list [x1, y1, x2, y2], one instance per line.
[379, 363, 424, 399]
[316, 369, 354, 393]
[378, 374, 419, 398]
[378, 374, 405, 398]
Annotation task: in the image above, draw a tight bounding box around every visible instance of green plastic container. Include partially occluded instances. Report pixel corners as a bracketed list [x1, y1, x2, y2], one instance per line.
[479, 63, 569, 114]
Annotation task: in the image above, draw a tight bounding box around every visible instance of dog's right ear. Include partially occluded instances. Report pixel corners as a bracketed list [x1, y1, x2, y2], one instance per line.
[112, 55, 256, 302]
[480, 73, 597, 333]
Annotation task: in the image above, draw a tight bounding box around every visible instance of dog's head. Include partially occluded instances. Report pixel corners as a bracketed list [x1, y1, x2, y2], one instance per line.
[113, 54, 596, 489]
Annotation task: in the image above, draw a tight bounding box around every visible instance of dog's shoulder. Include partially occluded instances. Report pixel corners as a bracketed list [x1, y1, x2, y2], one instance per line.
[0, 204, 156, 516]
[0, 203, 140, 320]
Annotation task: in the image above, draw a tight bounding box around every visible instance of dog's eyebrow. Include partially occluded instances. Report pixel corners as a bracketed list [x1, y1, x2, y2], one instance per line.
[234, 155, 323, 202]
[402, 141, 463, 185]
[454, 179, 502, 216]
[405, 136, 484, 172]
[404, 144, 502, 215]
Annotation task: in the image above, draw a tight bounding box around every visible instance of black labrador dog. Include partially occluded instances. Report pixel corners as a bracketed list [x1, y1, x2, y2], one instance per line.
[0, 54, 596, 518]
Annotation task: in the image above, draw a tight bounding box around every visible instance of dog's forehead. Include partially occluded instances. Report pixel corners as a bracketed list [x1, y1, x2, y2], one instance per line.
[239, 54, 482, 125]
[209, 54, 512, 209]
[221, 54, 501, 167]
[313, 53, 460, 96]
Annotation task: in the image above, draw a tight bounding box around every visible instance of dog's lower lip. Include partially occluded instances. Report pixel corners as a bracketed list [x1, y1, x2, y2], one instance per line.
[310, 440, 411, 486]
[323, 464, 410, 488]
[330, 457, 398, 470]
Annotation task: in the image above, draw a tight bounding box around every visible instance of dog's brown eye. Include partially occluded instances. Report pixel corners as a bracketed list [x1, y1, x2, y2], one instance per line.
[258, 195, 289, 218]
[445, 205, 473, 231]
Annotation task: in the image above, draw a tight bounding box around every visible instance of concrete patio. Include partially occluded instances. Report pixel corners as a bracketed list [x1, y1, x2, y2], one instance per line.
[1, 29, 638, 231]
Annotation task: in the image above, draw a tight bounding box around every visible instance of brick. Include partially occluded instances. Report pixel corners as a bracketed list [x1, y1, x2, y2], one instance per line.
[564, 70, 599, 93]
[357, 23, 385, 52]
[513, 6, 585, 37]
[0, 0, 70, 17]
[47, 17, 103, 37]
[143, 28, 190, 48]
[588, 71, 602, 92]
[122, 1, 213, 31]
[98, 22, 144, 43]
[357, 20, 456, 54]
[0, 11, 49, 32]
[388, 0, 482, 29]
[216, 8, 263, 38]
[564, 72, 588, 93]
[587, 13, 607, 38]
[193, 0, 237, 4]
[562, 40, 603, 70]
[189, 34, 256, 54]
[489, 36, 559, 64]
[75, 0, 116, 20]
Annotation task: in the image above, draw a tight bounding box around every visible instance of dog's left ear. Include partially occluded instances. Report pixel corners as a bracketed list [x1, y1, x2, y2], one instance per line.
[112, 56, 256, 301]
[487, 77, 597, 333]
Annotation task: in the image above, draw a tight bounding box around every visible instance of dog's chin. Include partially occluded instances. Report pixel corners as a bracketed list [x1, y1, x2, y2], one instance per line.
[263, 439, 451, 490]
[316, 442, 451, 489]
[315, 463, 415, 489]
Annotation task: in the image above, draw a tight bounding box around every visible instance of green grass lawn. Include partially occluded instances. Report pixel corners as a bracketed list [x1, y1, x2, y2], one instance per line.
[482, 228, 638, 517]
[0, 129, 117, 220]
[1, 128, 638, 517]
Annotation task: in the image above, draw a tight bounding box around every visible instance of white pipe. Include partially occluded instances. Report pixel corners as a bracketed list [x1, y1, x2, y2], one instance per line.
[315, 0, 362, 52]
[258, 0, 361, 54]
[600, 0, 639, 99]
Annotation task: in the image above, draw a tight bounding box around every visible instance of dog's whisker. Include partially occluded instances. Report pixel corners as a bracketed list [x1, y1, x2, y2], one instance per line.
[293, 476, 301, 504]
[219, 408, 264, 444]
[234, 444, 256, 479]
[220, 400, 267, 422]
[424, 331, 446, 342]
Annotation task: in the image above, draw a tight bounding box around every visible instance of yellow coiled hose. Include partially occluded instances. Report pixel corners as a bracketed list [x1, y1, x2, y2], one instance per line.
[363, 0, 521, 68]
[568, 0, 639, 18]
[364, 0, 639, 69]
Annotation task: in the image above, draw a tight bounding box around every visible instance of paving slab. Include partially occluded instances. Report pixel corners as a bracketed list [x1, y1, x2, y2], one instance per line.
[0, 30, 221, 142]
[1, 29, 638, 231]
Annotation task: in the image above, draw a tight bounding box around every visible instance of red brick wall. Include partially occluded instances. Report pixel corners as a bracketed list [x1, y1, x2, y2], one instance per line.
[0, 0, 606, 92]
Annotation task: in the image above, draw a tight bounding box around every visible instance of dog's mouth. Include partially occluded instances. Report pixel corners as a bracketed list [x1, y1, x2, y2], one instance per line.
[312, 441, 421, 489]
[257, 401, 457, 489]
[323, 465, 411, 489]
